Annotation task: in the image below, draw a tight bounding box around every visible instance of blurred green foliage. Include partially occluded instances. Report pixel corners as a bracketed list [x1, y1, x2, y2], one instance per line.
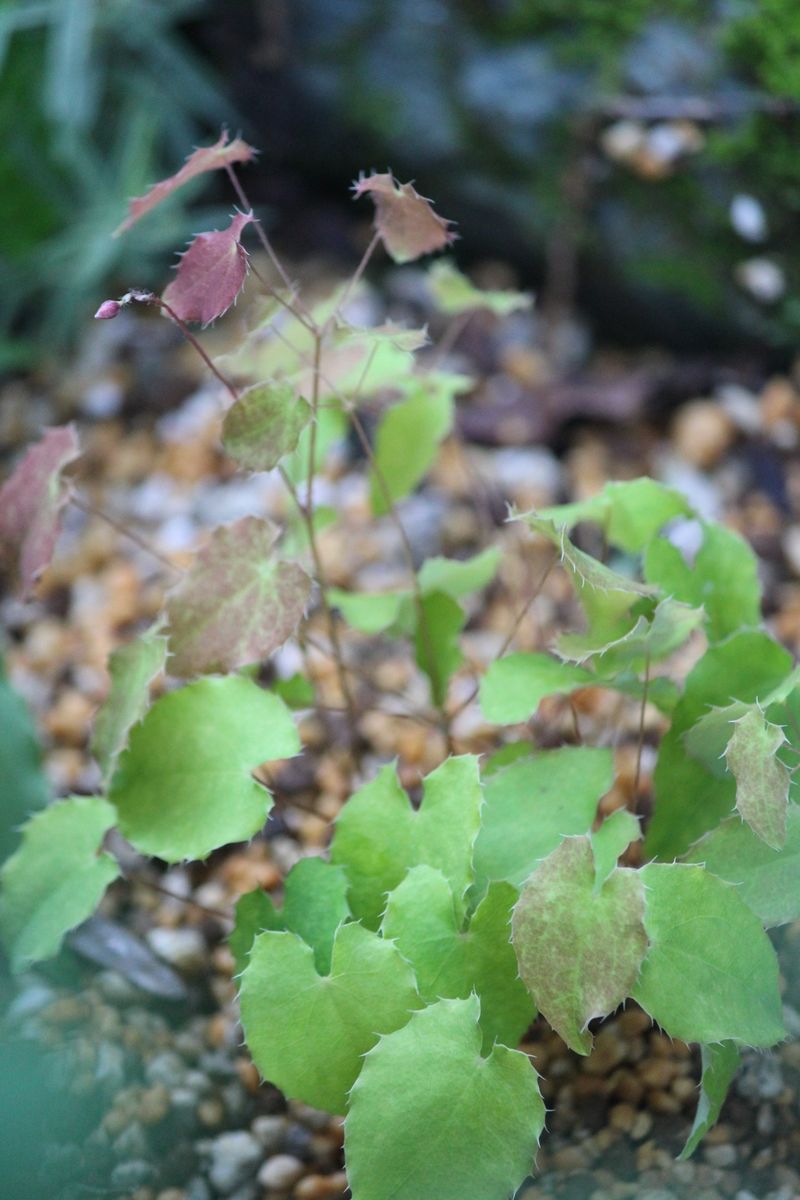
[0, 0, 236, 365]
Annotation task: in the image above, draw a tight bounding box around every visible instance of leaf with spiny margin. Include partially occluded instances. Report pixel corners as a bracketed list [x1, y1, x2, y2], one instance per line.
[239, 922, 420, 1113]
[591, 809, 641, 893]
[331, 756, 482, 929]
[370, 385, 454, 515]
[91, 627, 168, 782]
[164, 517, 310, 677]
[632, 864, 785, 1046]
[414, 590, 465, 706]
[679, 1041, 741, 1160]
[0, 662, 49, 864]
[536, 478, 692, 554]
[724, 709, 790, 850]
[512, 837, 647, 1054]
[345, 995, 544, 1200]
[353, 172, 456, 263]
[114, 132, 256, 235]
[108, 676, 298, 862]
[427, 260, 532, 317]
[480, 652, 595, 725]
[230, 888, 283, 977]
[221, 381, 311, 472]
[521, 515, 655, 634]
[474, 748, 613, 892]
[417, 546, 500, 598]
[644, 521, 761, 642]
[683, 806, 800, 928]
[162, 211, 253, 326]
[645, 631, 794, 860]
[0, 425, 79, 598]
[0, 797, 118, 972]
[557, 597, 704, 670]
[683, 668, 800, 778]
[382, 866, 534, 1048]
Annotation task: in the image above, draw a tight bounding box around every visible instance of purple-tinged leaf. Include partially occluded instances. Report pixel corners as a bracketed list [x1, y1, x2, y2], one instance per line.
[222, 382, 312, 472]
[0, 425, 79, 597]
[162, 211, 254, 326]
[114, 131, 256, 235]
[724, 708, 790, 850]
[512, 836, 648, 1055]
[353, 172, 456, 264]
[164, 517, 310, 677]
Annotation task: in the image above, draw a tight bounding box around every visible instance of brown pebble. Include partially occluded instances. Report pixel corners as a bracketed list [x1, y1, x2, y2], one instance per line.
[139, 1084, 170, 1125]
[293, 1172, 348, 1200]
[551, 1145, 587, 1171]
[197, 1097, 225, 1128]
[672, 400, 735, 469]
[637, 1058, 677, 1089]
[671, 1075, 697, 1103]
[584, 1028, 625, 1075]
[206, 1013, 229, 1048]
[630, 1111, 652, 1140]
[236, 1056, 261, 1094]
[618, 1007, 652, 1037]
[647, 1089, 681, 1115]
[609, 1103, 637, 1133]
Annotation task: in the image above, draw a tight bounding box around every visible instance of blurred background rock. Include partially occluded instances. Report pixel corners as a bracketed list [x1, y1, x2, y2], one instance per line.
[4, 0, 800, 364]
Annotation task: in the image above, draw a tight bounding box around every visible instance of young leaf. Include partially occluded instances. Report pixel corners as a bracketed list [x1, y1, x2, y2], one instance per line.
[644, 521, 761, 642]
[645, 631, 794, 860]
[0, 662, 50, 864]
[557, 598, 704, 670]
[725, 708, 790, 850]
[683, 806, 800, 928]
[512, 837, 648, 1055]
[345, 996, 545, 1200]
[535, 478, 692, 554]
[114, 131, 256, 235]
[162, 211, 254, 326]
[427, 260, 532, 317]
[0, 425, 79, 597]
[381, 866, 534, 1048]
[353, 172, 456, 263]
[591, 809, 641, 893]
[414, 590, 465, 706]
[370, 385, 454, 515]
[91, 627, 168, 783]
[108, 676, 299, 862]
[520, 515, 654, 634]
[632, 864, 785, 1046]
[230, 888, 283, 977]
[0, 797, 118, 973]
[331, 757, 482, 928]
[679, 1042, 741, 1160]
[272, 671, 316, 709]
[480, 652, 595, 725]
[239, 922, 420, 1113]
[221, 382, 312, 472]
[164, 517, 310, 677]
[474, 748, 613, 891]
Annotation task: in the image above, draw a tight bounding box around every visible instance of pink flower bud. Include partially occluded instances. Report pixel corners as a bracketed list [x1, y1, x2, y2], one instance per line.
[94, 300, 121, 320]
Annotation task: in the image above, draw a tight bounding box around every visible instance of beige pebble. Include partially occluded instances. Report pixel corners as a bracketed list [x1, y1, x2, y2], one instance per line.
[609, 1102, 637, 1133]
[618, 1007, 652, 1037]
[637, 1058, 677, 1088]
[293, 1172, 348, 1200]
[647, 1089, 681, 1115]
[197, 1097, 225, 1128]
[672, 400, 735, 469]
[139, 1084, 170, 1125]
[630, 1111, 652, 1140]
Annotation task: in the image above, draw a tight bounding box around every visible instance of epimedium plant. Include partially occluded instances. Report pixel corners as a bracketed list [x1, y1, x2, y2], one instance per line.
[0, 133, 799, 1198]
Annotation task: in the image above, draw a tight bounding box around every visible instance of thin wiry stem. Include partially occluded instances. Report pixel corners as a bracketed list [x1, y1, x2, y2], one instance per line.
[69, 490, 184, 576]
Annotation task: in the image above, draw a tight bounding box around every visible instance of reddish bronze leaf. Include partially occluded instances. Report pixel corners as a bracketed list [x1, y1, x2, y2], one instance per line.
[114, 132, 256, 235]
[162, 211, 254, 326]
[353, 172, 456, 264]
[164, 517, 311, 677]
[0, 425, 79, 597]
